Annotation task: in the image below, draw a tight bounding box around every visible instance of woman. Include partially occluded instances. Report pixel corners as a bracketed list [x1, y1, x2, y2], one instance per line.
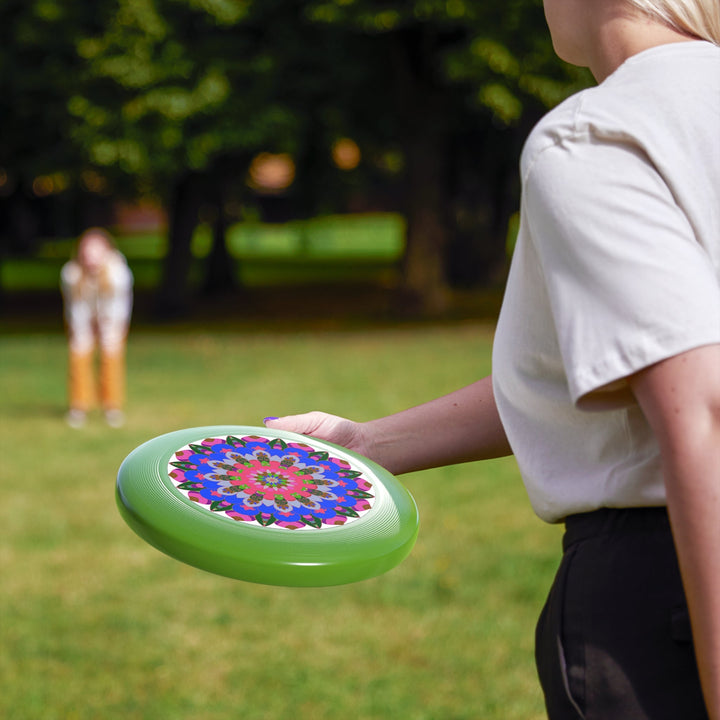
[61, 228, 133, 428]
[266, 1, 720, 717]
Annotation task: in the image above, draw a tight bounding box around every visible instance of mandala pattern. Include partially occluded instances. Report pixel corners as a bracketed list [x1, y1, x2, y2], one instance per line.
[167, 435, 375, 530]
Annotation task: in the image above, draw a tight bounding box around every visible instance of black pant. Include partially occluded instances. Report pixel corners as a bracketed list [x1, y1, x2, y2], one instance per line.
[535, 507, 708, 719]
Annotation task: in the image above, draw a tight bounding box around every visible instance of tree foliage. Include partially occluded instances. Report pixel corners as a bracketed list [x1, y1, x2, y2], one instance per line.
[0, 0, 593, 314]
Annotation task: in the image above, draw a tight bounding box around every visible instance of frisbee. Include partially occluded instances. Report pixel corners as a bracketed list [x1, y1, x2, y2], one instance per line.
[116, 425, 419, 587]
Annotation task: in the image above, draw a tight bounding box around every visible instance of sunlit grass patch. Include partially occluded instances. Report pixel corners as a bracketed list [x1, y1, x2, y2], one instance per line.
[0, 325, 558, 719]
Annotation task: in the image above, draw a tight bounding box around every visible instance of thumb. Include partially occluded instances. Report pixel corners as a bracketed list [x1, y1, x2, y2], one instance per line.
[263, 412, 326, 436]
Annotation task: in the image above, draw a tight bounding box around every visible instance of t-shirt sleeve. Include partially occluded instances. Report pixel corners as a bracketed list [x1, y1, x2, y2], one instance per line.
[524, 135, 720, 408]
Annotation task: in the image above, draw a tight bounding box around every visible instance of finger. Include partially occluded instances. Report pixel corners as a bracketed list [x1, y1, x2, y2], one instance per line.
[263, 413, 322, 436]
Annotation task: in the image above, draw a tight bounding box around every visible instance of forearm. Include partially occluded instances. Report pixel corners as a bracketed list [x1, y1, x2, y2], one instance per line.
[631, 345, 720, 718]
[360, 375, 512, 475]
[664, 440, 720, 719]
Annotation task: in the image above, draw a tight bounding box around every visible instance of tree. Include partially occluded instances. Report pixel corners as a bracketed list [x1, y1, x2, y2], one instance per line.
[0, 0, 96, 256]
[0, 0, 592, 315]
[69, 0, 370, 315]
[303, 0, 592, 312]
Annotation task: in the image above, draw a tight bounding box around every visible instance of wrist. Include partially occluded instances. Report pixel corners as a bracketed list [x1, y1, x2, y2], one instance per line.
[358, 420, 398, 474]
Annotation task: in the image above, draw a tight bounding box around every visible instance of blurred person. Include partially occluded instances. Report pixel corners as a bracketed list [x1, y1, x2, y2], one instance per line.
[61, 228, 133, 428]
[265, 0, 720, 717]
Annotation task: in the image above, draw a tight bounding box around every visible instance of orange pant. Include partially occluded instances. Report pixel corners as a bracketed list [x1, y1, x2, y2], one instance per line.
[68, 345, 126, 412]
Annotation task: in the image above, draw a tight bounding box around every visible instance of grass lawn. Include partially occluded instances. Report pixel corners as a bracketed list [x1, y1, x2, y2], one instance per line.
[0, 322, 561, 720]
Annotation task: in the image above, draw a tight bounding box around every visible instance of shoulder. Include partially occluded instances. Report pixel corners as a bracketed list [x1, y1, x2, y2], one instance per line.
[106, 251, 133, 283]
[520, 91, 588, 181]
[61, 260, 82, 287]
[520, 73, 644, 182]
[522, 41, 720, 183]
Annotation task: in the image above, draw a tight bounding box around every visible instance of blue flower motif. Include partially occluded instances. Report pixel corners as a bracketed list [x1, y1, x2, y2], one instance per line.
[168, 435, 375, 530]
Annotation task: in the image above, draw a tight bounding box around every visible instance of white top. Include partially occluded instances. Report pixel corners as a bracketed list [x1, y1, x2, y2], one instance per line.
[492, 41, 720, 523]
[61, 250, 133, 353]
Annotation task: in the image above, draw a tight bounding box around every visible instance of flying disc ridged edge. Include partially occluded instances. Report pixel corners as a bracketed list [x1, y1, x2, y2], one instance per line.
[116, 425, 419, 586]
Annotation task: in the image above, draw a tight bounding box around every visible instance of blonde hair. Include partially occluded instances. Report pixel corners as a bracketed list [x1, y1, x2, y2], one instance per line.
[627, 0, 720, 44]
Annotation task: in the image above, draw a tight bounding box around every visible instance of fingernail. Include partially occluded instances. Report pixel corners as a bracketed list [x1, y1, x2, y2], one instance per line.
[263, 416, 279, 424]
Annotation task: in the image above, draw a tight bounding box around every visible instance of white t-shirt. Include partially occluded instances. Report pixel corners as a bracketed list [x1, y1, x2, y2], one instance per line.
[492, 41, 720, 523]
[61, 250, 134, 353]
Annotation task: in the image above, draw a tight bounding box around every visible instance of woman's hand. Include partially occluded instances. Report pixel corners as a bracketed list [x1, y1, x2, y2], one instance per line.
[264, 412, 371, 457]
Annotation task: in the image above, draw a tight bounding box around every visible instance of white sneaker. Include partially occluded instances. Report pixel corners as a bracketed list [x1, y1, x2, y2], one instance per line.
[66, 409, 87, 429]
[104, 409, 125, 428]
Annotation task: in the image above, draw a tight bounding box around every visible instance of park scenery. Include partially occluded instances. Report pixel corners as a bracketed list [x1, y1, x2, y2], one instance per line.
[1, 324, 563, 720]
[0, 2, 585, 718]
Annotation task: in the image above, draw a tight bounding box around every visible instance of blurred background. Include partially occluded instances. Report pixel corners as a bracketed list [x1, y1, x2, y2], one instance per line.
[0, 0, 591, 325]
[0, 1, 590, 718]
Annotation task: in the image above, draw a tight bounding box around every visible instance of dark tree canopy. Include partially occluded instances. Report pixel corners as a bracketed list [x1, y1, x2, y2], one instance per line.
[0, 0, 593, 314]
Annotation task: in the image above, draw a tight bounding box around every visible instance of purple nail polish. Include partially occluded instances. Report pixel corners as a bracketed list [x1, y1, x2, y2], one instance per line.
[263, 416, 278, 424]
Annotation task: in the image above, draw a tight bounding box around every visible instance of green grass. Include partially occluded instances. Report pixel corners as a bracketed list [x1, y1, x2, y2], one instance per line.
[0, 324, 561, 719]
[2, 213, 406, 291]
[1, 255, 401, 292]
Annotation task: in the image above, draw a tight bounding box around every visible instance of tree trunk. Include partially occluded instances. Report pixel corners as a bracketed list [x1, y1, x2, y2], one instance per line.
[202, 181, 237, 297]
[156, 171, 203, 319]
[392, 28, 451, 316]
[401, 130, 450, 314]
[445, 123, 521, 288]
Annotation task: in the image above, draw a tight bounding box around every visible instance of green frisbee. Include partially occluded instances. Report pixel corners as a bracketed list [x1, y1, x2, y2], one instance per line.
[116, 426, 419, 587]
